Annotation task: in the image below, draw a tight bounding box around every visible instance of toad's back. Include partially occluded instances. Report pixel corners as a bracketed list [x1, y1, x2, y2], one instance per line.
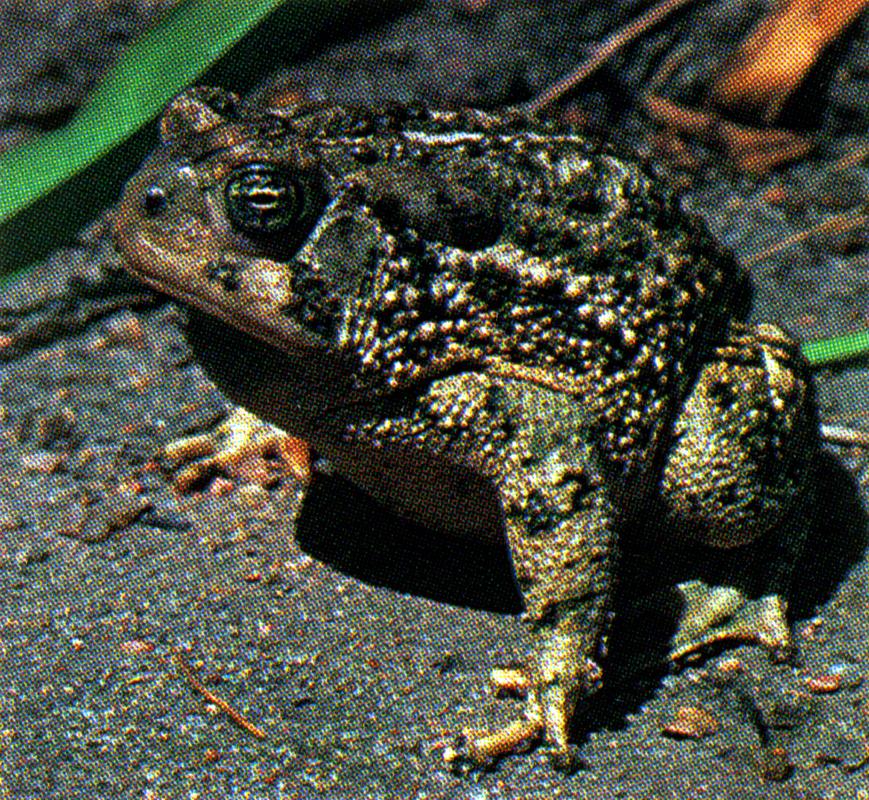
[208, 102, 750, 476]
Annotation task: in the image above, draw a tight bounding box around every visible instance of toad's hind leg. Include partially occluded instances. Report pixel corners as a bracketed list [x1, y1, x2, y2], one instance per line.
[445, 415, 617, 772]
[660, 323, 818, 662]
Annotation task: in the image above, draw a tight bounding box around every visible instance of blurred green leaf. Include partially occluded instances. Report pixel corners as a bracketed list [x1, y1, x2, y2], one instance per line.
[0, 0, 287, 228]
[0, 0, 374, 275]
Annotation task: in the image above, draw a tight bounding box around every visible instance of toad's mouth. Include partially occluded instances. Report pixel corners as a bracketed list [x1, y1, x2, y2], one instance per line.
[113, 221, 333, 361]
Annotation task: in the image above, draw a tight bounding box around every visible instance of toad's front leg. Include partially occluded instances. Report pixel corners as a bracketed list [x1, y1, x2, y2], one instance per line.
[446, 430, 617, 772]
[323, 373, 618, 772]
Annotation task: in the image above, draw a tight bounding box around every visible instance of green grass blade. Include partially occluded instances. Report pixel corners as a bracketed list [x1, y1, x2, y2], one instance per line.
[802, 329, 869, 366]
[0, 0, 288, 227]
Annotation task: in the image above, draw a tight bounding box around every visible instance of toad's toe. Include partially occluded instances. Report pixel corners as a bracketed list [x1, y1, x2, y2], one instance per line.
[443, 652, 600, 773]
[443, 718, 543, 773]
[489, 666, 531, 697]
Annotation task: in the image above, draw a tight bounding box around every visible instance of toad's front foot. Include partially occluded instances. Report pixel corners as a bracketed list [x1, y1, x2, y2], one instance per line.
[160, 407, 310, 491]
[443, 718, 543, 774]
[443, 649, 601, 774]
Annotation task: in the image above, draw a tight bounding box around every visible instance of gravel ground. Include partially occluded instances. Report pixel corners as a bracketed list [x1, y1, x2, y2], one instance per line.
[1, 1, 868, 798]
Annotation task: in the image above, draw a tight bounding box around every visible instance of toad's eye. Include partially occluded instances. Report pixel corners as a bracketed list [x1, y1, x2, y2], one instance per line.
[224, 164, 309, 235]
[143, 185, 167, 216]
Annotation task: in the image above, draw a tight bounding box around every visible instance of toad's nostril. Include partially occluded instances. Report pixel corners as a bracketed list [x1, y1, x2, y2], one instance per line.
[143, 185, 167, 216]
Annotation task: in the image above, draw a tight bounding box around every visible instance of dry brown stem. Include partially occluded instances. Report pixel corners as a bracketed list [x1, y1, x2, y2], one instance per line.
[173, 649, 267, 740]
[644, 94, 814, 174]
[743, 201, 868, 266]
[523, 0, 700, 114]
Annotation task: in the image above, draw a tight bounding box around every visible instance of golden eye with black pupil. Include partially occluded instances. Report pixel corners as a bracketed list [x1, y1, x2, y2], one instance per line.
[224, 163, 306, 235]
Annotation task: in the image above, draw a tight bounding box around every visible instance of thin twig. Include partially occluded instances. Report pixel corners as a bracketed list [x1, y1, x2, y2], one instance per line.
[832, 140, 869, 171]
[743, 202, 868, 267]
[821, 424, 869, 448]
[173, 649, 267, 740]
[522, 0, 700, 115]
[647, 41, 692, 93]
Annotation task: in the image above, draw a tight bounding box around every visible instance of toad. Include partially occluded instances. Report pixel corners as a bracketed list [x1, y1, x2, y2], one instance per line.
[113, 87, 819, 770]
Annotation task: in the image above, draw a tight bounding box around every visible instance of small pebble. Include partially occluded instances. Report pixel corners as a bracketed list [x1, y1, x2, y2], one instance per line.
[758, 746, 793, 781]
[101, 490, 152, 534]
[209, 477, 235, 497]
[800, 618, 824, 639]
[827, 662, 864, 689]
[662, 706, 720, 739]
[717, 658, 744, 674]
[21, 451, 64, 473]
[35, 407, 75, 446]
[806, 674, 842, 694]
[119, 639, 155, 656]
[0, 514, 21, 532]
[280, 435, 311, 482]
[238, 483, 270, 508]
[103, 312, 145, 347]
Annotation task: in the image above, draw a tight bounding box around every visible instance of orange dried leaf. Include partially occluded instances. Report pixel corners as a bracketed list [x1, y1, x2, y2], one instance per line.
[662, 705, 720, 739]
[712, 0, 869, 123]
[806, 673, 842, 693]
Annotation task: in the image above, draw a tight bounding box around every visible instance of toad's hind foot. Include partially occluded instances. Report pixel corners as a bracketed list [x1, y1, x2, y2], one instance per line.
[669, 579, 791, 663]
[443, 667, 539, 772]
[161, 407, 310, 491]
[442, 667, 541, 771]
[443, 708, 583, 775]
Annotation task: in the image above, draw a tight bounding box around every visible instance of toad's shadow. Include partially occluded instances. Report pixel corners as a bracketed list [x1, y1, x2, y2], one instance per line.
[297, 468, 523, 614]
[585, 450, 868, 731]
[296, 450, 867, 728]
